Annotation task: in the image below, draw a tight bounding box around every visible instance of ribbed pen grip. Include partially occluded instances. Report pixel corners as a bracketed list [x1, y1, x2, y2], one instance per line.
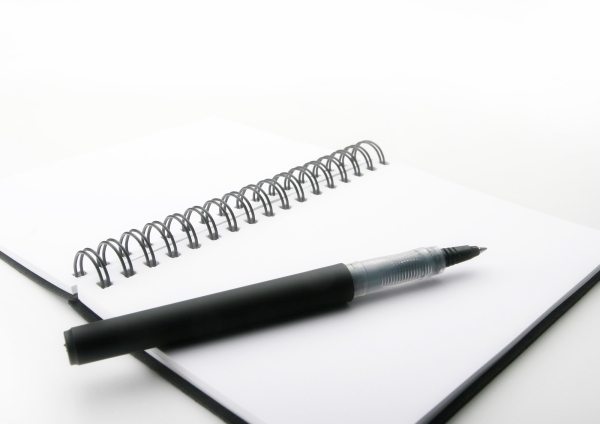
[347, 247, 446, 297]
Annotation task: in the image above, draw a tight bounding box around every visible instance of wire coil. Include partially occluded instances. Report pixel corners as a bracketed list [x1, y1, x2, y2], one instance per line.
[73, 141, 386, 287]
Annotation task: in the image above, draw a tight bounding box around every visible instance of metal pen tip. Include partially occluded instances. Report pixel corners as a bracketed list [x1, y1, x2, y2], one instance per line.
[479, 247, 487, 253]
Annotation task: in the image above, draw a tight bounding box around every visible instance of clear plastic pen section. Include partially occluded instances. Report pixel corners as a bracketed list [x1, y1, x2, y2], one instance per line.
[346, 247, 446, 297]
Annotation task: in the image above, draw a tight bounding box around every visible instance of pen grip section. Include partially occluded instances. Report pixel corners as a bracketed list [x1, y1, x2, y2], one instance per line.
[65, 263, 354, 365]
[348, 247, 446, 297]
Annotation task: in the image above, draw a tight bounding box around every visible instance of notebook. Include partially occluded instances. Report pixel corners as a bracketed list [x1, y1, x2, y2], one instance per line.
[1, 117, 599, 424]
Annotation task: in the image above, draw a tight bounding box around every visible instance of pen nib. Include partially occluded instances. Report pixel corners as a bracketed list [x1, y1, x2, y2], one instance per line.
[441, 245, 487, 267]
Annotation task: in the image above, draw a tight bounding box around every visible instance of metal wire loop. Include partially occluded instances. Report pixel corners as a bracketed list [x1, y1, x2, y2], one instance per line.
[240, 184, 274, 216]
[120, 229, 156, 267]
[143, 221, 179, 258]
[184, 206, 219, 240]
[73, 248, 111, 288]
[257, 179, 290, 210]
[72, 141, 387, 288]
[304, 161, 335, 189]
[289, 166, 321, 195]
[318, 155, 348, 183]
[223, 192, 256, 224]
[204, 199, 238, 232]
[97, 238, 135, 277]
[273, 172, 305, 202]
[345, 144, 374, 171]
[332, 150, 361, 176]
[165, 213, 200, 249]
[357, 140, 387, 165]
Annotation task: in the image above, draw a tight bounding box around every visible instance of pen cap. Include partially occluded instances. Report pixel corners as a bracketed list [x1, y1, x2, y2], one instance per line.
[347, 247, 446, 297]
[63, 263, 355, 365]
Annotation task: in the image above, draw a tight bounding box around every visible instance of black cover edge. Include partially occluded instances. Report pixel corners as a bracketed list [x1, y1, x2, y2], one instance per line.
[0, 249, 77, 301]
[422, 264, 600, 424]
[68, 299, 248, 424]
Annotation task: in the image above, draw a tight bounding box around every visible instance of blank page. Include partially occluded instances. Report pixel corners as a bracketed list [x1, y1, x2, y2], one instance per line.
[76, 158, 600, 423]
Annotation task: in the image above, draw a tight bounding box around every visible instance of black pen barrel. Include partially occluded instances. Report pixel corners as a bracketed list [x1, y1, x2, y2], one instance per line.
[64, 263, 355, 365]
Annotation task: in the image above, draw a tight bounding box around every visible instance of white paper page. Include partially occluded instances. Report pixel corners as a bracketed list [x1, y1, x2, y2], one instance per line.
[77, 163, 600, 424]
[0, 117, 327, 293]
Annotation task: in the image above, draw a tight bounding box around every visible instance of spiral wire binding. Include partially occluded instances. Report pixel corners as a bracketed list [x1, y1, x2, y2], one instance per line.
[73, 141, 387, 288]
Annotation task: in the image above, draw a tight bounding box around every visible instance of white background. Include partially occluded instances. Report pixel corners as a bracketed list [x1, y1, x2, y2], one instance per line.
[1, 1, 599, 423]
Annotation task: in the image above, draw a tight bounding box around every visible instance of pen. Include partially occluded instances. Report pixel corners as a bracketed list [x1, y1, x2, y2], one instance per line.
[64, 245, 485, 365]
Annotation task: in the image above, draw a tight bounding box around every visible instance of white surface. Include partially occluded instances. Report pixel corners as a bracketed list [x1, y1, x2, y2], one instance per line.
[1, 1, 600, 423]
[2, 123, 600, 424]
